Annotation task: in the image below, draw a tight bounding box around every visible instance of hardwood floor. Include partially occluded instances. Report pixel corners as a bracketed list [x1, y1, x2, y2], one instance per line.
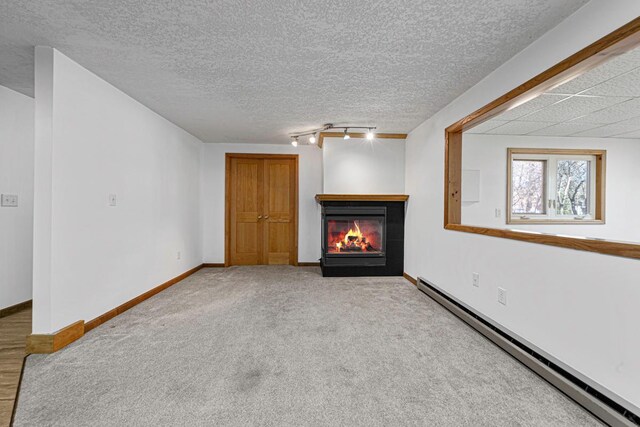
[0, 307, 31, 427]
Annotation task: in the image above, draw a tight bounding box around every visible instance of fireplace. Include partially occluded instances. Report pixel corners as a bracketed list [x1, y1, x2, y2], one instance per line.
[323, 206, 387, 267]
[317, 195, 407, 277]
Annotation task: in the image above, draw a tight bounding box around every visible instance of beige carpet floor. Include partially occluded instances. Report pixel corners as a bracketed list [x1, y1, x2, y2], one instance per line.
[14, 266, 601, 426]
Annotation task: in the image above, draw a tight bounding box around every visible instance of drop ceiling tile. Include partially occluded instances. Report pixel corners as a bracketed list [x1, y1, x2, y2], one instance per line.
[548, 48, 640, 94]
[486, 121, 555, 135]
[619, 115, 640, 126]
[521, 95, 630, 122]
[528, 122, 599, 136]
[613, 129, 640, 139]
[497, 94, 568, 120]
[466, 119, 510, 134]
[572, 97, 640, 124]
[609, 115, 640, 127]
[572, 123, 640, 138]
[584, 67, 640, 97]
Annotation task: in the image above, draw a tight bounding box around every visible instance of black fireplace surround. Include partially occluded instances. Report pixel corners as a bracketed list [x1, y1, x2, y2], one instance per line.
[319, 198, 405, 277]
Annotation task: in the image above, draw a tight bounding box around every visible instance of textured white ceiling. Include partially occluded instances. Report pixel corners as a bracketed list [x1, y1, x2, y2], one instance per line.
[0, 0, 588, 143]
[469, 45, 640, 139]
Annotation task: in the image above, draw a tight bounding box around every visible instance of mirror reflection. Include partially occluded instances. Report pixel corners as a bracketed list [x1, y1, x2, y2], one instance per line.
[462, 45, 640, 243]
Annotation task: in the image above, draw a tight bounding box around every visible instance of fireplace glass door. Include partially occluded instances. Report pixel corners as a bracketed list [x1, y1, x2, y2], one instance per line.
[322, 206, 387, 266]
[327, 218, 384, 254]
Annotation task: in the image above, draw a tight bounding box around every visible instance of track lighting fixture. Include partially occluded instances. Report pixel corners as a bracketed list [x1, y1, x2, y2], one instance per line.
[288, 123, 376, 146]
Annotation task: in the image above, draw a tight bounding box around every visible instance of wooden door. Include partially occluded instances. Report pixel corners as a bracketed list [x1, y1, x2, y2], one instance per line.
[226, 154, 298, 266]
[263, 158, 297, 265]
[228, 157, 263, 265]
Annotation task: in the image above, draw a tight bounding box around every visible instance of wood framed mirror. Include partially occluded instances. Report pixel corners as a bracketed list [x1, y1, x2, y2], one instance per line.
[444, 17, 640, 260]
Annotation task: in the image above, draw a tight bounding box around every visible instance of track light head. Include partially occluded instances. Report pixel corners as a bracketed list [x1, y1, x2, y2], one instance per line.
[366, 129, 375, 140]
[309, 133, 316, 144]
[291, 136, 298, 147]
[343, 129, 350, 140]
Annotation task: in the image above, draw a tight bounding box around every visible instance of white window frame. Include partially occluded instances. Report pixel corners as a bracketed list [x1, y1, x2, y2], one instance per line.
[507, 148, 605, 225]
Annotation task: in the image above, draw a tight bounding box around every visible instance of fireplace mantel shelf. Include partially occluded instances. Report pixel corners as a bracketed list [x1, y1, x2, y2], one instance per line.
[315, 194, 409, 203]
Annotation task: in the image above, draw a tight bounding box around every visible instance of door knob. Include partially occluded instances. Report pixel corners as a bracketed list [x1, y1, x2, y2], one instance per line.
[264, 215, 269, 219]
[258, 215, 263, 219]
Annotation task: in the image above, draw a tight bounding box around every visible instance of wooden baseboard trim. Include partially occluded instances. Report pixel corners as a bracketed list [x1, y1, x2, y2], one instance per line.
[298, 262, 320, 267]
[202, 263, 225, 268]
[0, 300, 32, 318]
[26, 320, 85, 354]
[26, 264, 207, 354]
[403, 272, 417, 286]
[84, 264, 204, 332]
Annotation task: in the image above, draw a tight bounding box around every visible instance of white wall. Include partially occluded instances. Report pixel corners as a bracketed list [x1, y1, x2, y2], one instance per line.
[323, 137, 405, 194]
[0, 85, 34, 310]
[201, 143, 323, 264]
[462, 133, 640, 241]
[200, 138, 402, 263]
[33, 48, 203, 333]
[404, 0, 640, 413]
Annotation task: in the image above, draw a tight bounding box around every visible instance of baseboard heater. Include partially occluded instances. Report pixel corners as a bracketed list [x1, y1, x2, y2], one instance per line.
[416, 277, 638, 427]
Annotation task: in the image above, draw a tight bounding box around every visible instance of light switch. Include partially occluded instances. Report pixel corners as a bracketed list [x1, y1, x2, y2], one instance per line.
[108, 194, 117, 206]
[498, 287, 507, 305]
[1, 194, 18, 207]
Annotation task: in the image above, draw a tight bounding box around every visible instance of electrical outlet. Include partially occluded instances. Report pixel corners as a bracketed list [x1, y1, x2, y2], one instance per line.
[1, 194, 18, 207]
[177, 251, 181, 260]
[495, 208, 501, 218]
[108, 194, 117, 206]
[498, 287, 507, 305]
[472, 273, 480, 287]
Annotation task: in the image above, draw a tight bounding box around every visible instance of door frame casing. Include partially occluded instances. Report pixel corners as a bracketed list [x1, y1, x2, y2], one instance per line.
[224, 153, 299, 266]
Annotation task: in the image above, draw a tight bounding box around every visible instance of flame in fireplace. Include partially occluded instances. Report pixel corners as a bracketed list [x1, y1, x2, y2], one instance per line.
[332, 221, 377, 252]
[343, 222, 363, 247]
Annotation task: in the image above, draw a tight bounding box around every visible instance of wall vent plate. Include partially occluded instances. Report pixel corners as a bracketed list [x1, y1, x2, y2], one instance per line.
[1, 194, 18, 207]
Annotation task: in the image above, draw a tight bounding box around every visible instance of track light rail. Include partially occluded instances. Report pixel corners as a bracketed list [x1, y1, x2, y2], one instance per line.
[289, 123, 377, 145]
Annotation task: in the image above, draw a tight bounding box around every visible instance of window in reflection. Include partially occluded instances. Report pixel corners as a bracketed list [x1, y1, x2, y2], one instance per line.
[556, 159, 590, 217]
[511, 159, 546, 216]
[508, 151, 597, 222]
